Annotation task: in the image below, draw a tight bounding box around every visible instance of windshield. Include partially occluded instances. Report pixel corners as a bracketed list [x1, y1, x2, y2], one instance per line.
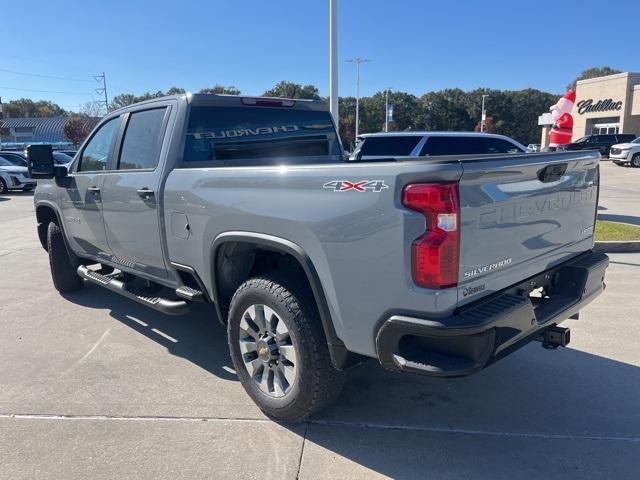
[0, 157, 15, 167]
[574, 136, 588, 143]
[632, 138, 640, 144]
[0, 154, 27, 166]
[184, 106, 343, 166]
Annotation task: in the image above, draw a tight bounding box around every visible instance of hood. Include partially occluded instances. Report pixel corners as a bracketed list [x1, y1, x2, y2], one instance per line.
[612, 143, 637, 149]
[0, 165, 28, 174]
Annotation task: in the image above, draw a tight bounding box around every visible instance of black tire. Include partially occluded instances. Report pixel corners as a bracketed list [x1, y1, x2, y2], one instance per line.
[47, 222, 83, 292]
[227, 274, 345, 421]
[0, 178, 7, 194]
[631, 154, 640, 168]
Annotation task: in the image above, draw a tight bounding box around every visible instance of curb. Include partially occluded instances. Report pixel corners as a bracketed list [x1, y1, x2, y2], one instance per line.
[594, 241, 640, 253]
[595, 221, 640, 253]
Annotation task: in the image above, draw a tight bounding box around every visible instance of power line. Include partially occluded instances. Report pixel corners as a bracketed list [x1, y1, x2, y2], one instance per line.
[0, 68, 94, 83]
[0, 85, 93, 96]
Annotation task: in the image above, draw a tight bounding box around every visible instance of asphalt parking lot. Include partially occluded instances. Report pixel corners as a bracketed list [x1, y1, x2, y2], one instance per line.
[1, 161, 639, 479]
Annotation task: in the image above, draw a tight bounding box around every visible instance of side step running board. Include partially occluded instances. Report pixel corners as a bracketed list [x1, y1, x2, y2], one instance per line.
[77, 265, 190, 316]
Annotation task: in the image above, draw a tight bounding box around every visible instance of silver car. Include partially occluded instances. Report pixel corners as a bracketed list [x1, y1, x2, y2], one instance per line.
[0, 155, 36, 193]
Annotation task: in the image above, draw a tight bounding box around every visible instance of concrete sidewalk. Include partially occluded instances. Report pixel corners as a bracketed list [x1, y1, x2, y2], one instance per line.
[1, 190, 639, 479]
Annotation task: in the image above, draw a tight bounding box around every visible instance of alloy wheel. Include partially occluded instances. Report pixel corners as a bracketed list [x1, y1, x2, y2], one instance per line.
[238, 304, 297, 398]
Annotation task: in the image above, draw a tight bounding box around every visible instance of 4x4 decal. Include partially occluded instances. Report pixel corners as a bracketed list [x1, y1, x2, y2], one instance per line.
[323, 180, 389, 193]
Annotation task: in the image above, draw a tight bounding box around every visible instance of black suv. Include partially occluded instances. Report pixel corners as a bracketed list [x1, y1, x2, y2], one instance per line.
[565, 134, 636, 156]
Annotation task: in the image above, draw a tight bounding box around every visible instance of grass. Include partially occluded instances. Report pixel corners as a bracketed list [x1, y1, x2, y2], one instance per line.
[595, 220, 640, 242]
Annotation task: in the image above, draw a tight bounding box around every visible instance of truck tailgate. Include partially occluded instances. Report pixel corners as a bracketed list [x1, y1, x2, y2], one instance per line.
[457, 151, 600, 304]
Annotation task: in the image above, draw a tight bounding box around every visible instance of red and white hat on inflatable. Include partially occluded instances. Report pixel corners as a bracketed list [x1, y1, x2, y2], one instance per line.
[563, 90, 576, 104]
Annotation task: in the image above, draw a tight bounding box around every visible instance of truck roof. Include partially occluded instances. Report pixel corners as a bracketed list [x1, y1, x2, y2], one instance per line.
[109, 93, 329, 113]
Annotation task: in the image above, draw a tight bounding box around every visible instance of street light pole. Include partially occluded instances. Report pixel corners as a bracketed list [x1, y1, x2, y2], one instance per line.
[385, 87, 392, 132]
[346, 57, 370, 139]
[480, 94, 489, 133]
[329, 0, 339, 126]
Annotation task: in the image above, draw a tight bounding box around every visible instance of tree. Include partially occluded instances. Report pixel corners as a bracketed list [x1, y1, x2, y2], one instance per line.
[63, 117, 94, 146]
[3, 98, 66, 118]
[109, 86, 186, 110]
[199, 85, 241, 95]
[263, 81, 321, 99]
[76, 100, 105, 118]
[417, 89, 473, 131]
[567, 66, 622, 90]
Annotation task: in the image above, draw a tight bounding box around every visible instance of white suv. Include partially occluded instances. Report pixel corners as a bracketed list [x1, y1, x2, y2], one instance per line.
[349, 132, 527, 161]
[610, 137, 640, 167]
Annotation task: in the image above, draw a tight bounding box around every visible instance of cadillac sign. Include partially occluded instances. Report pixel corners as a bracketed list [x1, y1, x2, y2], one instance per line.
[576, 98, 623, 115]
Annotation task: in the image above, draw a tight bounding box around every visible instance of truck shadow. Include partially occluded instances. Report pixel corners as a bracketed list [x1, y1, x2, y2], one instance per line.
[63, 283, 238, 381]
[598, 213, 640, 226]
[63, 284, 640, 478]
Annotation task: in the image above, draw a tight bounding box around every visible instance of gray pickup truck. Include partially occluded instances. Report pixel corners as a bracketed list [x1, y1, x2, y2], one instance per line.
[29, 93, 609, 421]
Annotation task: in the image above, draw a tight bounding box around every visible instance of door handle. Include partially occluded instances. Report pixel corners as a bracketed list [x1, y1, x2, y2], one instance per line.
[136, 188, 155, 200]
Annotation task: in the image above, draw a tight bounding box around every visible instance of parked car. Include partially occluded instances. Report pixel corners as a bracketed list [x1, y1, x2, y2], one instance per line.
[0, 150, 28, 167]
[0, 156, 36, 193]
[30, 94, 608, 420]
[349, 132, 527, 161]
[564, 134, 636, 156]
[609, 137, 640, 167]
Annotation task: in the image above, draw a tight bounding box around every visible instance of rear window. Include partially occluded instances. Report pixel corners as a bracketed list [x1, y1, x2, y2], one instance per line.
[183, 106, 342, 166]
[358, 136, 422, 156]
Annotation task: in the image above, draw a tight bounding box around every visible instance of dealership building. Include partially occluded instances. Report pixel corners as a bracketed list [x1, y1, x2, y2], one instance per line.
[540, 72, 640, 147]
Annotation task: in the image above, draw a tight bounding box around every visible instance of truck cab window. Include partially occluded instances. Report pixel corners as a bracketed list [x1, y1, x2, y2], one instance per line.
[184, 106, 343, 166]
[118, 108, 167, 170]
[78, 118, 119, 172]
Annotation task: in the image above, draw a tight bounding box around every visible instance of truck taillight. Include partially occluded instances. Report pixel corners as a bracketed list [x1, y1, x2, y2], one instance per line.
[402, 183, 460, 289]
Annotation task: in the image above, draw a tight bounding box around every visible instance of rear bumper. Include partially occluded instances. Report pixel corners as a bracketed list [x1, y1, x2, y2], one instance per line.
[376, 250, 609, 377]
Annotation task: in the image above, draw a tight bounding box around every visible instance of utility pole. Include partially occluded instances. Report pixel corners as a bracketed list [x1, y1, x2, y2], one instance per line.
[329, 0, 339, 126]
[346, 57, 370, 139]
[385, 87, 392, 132]
[94, 72, 109, 115]
[480, 94, 489, 132]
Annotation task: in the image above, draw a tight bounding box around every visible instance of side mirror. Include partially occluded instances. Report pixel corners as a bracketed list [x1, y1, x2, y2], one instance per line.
[27, 145, 55, 179]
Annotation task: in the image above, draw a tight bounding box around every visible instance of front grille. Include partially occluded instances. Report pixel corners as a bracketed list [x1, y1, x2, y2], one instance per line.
[610, 148, 621, 155]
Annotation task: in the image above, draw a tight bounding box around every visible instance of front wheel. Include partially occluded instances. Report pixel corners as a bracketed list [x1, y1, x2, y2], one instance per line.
[227, 275, 345, 421]
[0, 178, 7, 194]
[631, 154, 640, 168]
[47, 222, 83, 292]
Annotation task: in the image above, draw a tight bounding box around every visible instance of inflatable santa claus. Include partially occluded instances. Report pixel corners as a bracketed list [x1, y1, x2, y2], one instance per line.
[548, 90, 576, 149]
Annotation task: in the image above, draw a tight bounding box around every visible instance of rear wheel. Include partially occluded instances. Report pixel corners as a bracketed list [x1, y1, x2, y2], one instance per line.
[227, 274, 345, 421]
[631, 154, 640, 168]
[47, 222, 83, 292]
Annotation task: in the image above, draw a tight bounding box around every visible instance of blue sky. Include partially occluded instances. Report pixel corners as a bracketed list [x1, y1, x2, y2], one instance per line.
[1, 0, 638, 111]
